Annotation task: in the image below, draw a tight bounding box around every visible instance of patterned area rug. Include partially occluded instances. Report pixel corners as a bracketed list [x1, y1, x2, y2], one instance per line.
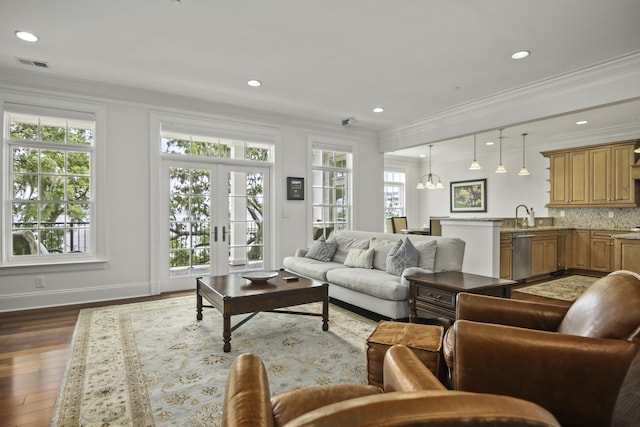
[515, 275, 599, 302]
[52, 296, 378, 426]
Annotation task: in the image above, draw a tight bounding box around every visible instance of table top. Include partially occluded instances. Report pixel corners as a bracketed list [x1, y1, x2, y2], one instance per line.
[405, 271, 516, 292]
[197, 270, 323, 298]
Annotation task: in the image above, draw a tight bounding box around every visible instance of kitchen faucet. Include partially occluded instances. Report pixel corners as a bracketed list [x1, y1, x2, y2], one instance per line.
[515, 204, 530, 228]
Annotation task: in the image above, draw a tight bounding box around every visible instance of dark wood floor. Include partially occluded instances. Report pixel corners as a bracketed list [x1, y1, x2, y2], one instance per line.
[0, 291, 193, 427]
[0, 284, 568, 427]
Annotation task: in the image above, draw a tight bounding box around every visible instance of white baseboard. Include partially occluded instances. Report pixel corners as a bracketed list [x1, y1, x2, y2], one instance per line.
[0, 282, 155, 312]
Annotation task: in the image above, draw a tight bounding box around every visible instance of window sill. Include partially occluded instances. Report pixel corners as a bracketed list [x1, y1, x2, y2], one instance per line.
[0, 258, 108, 276]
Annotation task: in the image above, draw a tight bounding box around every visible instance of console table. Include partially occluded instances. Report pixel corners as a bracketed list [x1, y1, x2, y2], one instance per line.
[406, 271, 516, 322]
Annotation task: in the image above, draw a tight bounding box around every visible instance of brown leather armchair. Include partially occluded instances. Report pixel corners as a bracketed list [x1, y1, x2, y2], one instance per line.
[223, 344, 560, 427]
[443, 270, 640, 427]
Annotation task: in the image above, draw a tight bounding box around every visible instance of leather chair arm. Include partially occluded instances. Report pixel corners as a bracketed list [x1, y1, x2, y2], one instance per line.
[271, 384, 381, 427]
[456, 293, 569, 331]
[382, 344, 446, 392]
[222, 353, 274, 427]
[283, 390, 560, 427]
[451, 320, 638, 427]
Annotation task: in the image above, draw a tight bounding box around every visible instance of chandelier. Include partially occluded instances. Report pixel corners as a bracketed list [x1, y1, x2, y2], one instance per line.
[416, 145, 444, 189]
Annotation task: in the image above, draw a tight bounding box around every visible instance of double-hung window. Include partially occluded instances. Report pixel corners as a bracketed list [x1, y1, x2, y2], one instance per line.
[311, 146, 352, 240]
[384, 170, 406, 218]
[3, 105, 96, 262]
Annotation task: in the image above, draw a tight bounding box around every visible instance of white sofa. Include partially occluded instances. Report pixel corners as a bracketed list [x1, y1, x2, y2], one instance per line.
[282, 230, 465, 319]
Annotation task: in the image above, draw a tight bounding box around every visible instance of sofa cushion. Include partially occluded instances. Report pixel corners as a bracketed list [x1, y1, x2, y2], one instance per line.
[414, 240, 437, 271]
[283, 256, 345, 281]
[344, 248, 375, 269]
[326, 268, 408, 301]
[371, 239, 397, 271]
[327, 235, 370, 264]
[386, 238, 419, 276]
[305, 239, 338, 262]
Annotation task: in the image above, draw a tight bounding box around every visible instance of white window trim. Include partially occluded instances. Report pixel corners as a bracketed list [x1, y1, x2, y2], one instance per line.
[149, 112, 279, 293]
[0, 94, 107, 271]
[307, 134, 358, 243]
[384, 169, 407, 218]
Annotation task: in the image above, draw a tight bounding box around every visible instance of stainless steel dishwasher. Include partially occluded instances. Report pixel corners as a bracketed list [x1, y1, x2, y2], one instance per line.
[512, 232, 534, 280]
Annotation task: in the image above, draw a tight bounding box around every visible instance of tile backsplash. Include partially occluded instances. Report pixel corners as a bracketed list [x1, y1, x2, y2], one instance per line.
[549, 207, 640, 229]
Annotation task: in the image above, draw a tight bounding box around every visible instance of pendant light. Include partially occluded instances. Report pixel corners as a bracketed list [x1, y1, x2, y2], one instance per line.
[495, 129, 507, 173]
[469, 134, 481, 170]
[518, 133, 530, 176]
[416, 145, 444, 189]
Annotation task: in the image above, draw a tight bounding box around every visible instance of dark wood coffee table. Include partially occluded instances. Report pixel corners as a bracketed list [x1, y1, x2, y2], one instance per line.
[406, 271, 516, 323]
[196, 270, 329, 352]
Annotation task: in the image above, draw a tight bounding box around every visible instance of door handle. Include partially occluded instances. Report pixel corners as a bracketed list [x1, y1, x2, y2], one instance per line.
[214, 226, 218, 242]
[222, 226, 226, 242]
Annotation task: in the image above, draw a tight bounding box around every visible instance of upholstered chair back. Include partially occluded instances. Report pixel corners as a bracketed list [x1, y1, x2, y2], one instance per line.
[558, 271, 640, 343]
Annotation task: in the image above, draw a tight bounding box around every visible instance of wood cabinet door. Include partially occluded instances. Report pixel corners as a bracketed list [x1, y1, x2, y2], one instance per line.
[614, 239, 640, 272]
[590, 238, 613, 272]
[532, 238, 557, 276]
[549, 154, 568, 205]
[570, 230, 590, 269]
[589, 147, 610, 204]
[610, 144, 634, 204]
[569, 151, 589, 204]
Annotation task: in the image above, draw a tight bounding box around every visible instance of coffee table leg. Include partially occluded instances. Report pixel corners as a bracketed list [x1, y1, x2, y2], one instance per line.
[196, 292, 203, 321]
[223, 314, 231, 352]
[322, 284, 329, 331]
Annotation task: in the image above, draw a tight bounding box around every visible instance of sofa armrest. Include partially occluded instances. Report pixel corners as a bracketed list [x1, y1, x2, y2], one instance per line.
[383, 345, 446, 392]
[272, 384, 381, 427]
[222, 353, 274, 427]
[456, 293, 569, 331]
[451, 319, 638, 427]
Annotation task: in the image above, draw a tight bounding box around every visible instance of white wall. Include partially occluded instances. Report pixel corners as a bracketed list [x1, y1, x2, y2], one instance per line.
[0, 76, 379, 311]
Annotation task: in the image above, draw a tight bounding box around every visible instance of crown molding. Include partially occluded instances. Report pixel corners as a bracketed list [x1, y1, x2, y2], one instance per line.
[378, 51, 640, 153]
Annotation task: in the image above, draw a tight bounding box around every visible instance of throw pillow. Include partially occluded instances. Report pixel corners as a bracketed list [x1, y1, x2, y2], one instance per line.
[414, 240, 438, 271]
[372, 239, 397, 271]
[344, 247, 375, 268]
[327, 235, 370, 263]
[386, 237, 419, 276]
[305, 239, 338, 262]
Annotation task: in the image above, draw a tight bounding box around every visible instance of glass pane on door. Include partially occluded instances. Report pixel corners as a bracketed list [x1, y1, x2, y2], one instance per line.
[227, 170, 264, 272]
[169, 167, 211, 278]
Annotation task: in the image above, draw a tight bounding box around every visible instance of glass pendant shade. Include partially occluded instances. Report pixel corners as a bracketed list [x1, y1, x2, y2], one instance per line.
[469, 160, 481, 170]
[495, 129, 507, 173]
[469, 135, 482, 170]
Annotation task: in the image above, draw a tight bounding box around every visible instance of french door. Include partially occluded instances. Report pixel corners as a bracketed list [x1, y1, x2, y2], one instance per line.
[160, 161, 270, 291]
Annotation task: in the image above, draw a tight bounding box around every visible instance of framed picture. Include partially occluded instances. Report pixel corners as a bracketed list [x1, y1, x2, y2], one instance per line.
[450, 179, 487, 212]
[287, 177, 304, 200]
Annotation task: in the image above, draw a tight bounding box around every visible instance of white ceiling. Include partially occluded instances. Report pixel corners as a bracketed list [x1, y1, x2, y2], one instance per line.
[2, 0, 640, 150]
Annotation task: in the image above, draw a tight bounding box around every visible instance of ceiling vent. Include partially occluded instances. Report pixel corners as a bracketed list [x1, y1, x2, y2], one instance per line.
[16, 57, 49, 68]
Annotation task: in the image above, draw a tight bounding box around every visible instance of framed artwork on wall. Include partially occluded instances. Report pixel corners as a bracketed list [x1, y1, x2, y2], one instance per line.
[287, 177, 304, 200]
[450, 179, 487, 212]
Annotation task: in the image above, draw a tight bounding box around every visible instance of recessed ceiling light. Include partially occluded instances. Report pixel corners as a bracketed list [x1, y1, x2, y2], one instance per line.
[486, 141, 495, 146]
[373, 107, 384, 113]
[419, 154, 426, 158]
[511, 50, 530, 60]
[576, 120, 588, 125]
[247, 79, 262, 87]
[15, 31, 38, 42]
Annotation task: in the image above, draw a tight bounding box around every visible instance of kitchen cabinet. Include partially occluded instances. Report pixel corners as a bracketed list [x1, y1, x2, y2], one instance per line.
[547, 151, 589, 206]
[590, 231, 615, 272]
[570, 229, 590, 270]
[532, 231, 557, 276]
[614, 238, 640, 272]
[590, 144, 636, 205]
[499, 233, 512, 279]
[542, 140, 639, 207]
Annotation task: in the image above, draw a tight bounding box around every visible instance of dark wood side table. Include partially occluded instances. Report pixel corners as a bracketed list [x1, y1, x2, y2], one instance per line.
[406, 271, 516, 323]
